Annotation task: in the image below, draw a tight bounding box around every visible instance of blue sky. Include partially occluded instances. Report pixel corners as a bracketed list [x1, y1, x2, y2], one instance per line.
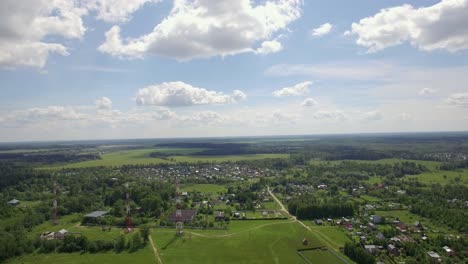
[1, 0, 468, 141]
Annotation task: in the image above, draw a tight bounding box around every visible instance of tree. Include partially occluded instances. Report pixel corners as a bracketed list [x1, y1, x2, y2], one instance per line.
[139, 225, 151, 243]
[114, 235, 126, 252]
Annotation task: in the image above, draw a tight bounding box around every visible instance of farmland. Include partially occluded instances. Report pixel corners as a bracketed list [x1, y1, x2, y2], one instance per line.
[43, 148, 288, 169]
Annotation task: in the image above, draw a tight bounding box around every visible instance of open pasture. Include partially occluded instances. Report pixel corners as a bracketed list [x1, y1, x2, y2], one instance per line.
[152, 220, 324, 264]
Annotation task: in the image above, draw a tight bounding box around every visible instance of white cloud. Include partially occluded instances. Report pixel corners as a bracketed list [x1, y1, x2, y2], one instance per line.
[95, 97, 112, 109]
[396, 112, 412, 121]
[0, 0, 87, 68]
[346, 0, 468, 52]
[85, 0, 160, 23]
[273, 81, 312, 97]
[98, 0, 302, 60]
[256, 40, 283, 54]
[419, 88, 436, 95]
[446, 93, 468, 107]
[265, 61, 395, 81]
[135, 81, 246, 107]
[313, 110, 345, 120]
[361, 111, 383, 121]
[311, 23, 333, 36]
[301, 98, 317, 107]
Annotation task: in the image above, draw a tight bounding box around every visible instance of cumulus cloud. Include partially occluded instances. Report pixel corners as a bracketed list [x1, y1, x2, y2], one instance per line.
[273, 81, 312, 97]
[256, 40, 283, 54]
[98, 0, 302, 60]
[446, 93, 468, 107]
[85, 0, 160, 23]
[135, 81, 246, 107]
[311, 23, 333, 36]
[346, 0, 468, 52]
[95, 97, 112, 109]
[301, 98, 317, 107]
[419, 88, 436, 95]
[0, 0, 87, 68]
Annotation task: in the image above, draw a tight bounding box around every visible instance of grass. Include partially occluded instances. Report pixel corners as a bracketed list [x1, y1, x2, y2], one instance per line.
[181, 184, 227, 194]
[300, 249, 348, 264]
[171, 154, 289, 163]
[407, 169, 468, 186]
[43, 148, 288, 169]
[360, 195, 382, 202]
[153, 221, 323, 264]
[7, 245, 155, 264]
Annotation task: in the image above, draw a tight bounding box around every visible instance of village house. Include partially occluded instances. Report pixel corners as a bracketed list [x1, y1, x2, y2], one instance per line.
[388, 244, 400, 256]
[443, 246, 455, 257]
[427, 251, 442, 262]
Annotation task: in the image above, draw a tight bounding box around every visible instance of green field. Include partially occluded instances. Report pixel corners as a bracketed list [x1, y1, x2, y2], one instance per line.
[181, 184, 227, 194]
[43, 148, 288, 169]
[153, 221, 324, 264]
[300, 249, 347, 264]
[7, 246, 155, 264]
[407, 169, 468, 186]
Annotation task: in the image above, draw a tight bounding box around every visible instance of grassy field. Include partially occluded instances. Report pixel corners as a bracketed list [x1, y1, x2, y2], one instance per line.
[7, 246, 155, 264]
[407, 169, 468, 186]
[181, 184, 227, 194]
[43, 148, 288, 169]
[153, 221, 324, 264]
[171, 154, 289, 163]
[300, 249, 348, 264]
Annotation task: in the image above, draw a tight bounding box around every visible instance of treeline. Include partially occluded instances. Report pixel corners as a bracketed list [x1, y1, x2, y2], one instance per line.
[0, 163, 50, 189]
[343, 242, 375, 264]
[0, 153, 100, 165]
[38, 226, 150, 254]
[288, 195, 354, 219]
[440, 160, 468, 170]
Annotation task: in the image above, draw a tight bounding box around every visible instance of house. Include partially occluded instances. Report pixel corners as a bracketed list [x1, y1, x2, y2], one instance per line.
[364, 245, 377, 255]
[376, 232, 385, 240]
[414, 221, 423, 229]
[388, 244, 399, 256]
[54, 229, 69, 239]
[443, 246, 455, 257]
[427, 251, 441, 262]
[344, 223, 353, 231]
[317, 184, 327, 189]
[370, 215, 382, 224]
[168, 209, 197, 223]
[7, 199, 20, 206]
[215, 211, 225, 221]
[314, 219, 323, 225]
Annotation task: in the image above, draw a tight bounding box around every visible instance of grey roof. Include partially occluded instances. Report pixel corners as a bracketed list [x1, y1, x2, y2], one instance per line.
[168, 209, 197, 222]
[84, 211, 108, 218]
[8, 199, 20, 204]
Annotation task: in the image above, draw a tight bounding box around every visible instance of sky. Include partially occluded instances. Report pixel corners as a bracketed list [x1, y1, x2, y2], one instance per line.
[1, 0, 468, 142]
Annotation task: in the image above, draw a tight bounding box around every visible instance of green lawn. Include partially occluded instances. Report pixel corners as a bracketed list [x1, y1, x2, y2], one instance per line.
[153, 221, 324, 264]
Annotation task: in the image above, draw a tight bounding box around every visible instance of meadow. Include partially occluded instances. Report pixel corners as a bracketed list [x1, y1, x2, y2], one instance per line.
[152, 221, 323, 264]
[43, 148, 288, 169]
[7, 246, 155, 264]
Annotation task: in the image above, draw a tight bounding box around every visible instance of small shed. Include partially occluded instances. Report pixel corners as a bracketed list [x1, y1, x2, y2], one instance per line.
[314, 219, 323, 225]
[7, 199, 20, 206]
[84, 210, 109, 218]
[215, 211, 225, 221]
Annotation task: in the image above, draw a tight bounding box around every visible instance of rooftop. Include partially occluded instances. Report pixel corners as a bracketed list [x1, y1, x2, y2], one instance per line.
[167, 209, 197, 222]
[84, 211, 109, 218]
